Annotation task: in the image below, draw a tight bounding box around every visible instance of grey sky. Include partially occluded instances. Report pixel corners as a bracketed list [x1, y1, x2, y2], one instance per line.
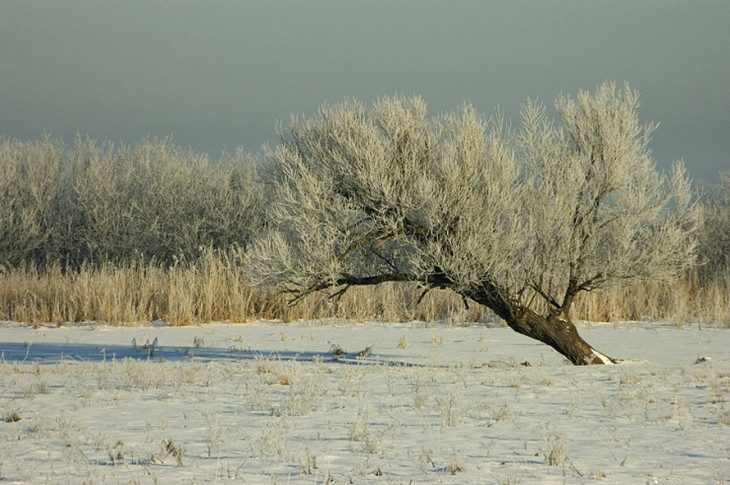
[1, 0, 728, 180]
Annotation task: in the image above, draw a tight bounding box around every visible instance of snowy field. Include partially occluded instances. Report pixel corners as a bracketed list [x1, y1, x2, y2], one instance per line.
[0, 320, 728, 484]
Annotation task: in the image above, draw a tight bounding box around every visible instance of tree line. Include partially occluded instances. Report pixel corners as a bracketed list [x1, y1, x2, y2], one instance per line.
[1, 83, 728, 363]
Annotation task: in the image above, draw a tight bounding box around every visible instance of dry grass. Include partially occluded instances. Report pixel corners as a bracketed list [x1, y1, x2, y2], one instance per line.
[572, 270, 730, 327]
[0, 251, 728, 326]
[0, 248, 496, 326]
[0, 249, 272, 326]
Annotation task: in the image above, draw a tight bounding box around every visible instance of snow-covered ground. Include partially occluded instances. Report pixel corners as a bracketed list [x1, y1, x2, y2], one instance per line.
[0, 320, 728, 483]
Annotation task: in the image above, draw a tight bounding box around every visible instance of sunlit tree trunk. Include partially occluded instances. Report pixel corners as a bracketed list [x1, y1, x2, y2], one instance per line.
[464, 284, 614, 365]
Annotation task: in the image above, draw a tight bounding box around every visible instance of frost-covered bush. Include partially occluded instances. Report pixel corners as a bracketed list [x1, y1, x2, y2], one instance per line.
[699, 172, 730, 277]
[64, 136, 266, 266]
[0, 136, 266, 268]
[0, 135, 65, 268]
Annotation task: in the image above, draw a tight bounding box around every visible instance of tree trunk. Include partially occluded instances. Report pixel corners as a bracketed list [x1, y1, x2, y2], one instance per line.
[464, 285, 614, 365]
[506, 309, 614, 365]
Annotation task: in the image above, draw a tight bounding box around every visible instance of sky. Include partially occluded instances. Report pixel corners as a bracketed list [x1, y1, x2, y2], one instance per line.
[1, 0, 728, 180]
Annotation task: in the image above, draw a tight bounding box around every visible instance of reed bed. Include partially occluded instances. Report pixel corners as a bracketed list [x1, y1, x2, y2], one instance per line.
[1, 250, 727, 327]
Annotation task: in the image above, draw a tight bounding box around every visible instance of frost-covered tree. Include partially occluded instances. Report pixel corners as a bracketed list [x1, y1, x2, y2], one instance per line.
[247, 83, 700, 364]
[699, 172, 730, 277]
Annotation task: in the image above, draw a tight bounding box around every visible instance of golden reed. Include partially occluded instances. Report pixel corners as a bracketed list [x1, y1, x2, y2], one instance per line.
[1, 249, 727, 327]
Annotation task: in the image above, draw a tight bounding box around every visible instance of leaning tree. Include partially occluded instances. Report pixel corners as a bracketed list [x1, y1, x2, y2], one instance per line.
[247, 83, 700, 365]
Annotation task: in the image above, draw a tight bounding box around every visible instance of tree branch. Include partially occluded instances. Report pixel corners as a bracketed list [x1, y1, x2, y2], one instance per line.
[287, 270, 454, 307]
[531, 281, 561, 310]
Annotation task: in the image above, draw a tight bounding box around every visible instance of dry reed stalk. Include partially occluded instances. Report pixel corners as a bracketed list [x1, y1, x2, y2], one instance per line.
[0, 253, 727, 327]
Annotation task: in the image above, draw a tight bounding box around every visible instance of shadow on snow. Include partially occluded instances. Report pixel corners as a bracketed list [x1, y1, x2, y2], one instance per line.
[0, 341, 428, 367]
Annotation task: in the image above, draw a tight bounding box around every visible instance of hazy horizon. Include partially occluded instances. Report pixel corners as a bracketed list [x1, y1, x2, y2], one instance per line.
[1, 0, 728, 180]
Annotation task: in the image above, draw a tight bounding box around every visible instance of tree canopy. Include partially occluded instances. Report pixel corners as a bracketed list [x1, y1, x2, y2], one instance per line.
[247, 82, 700, 364]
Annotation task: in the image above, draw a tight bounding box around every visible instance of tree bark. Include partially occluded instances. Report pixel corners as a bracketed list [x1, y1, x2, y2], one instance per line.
[307, 273, 615, 365]
[464, 284, 614, 365]
[507, 309, 614, 365]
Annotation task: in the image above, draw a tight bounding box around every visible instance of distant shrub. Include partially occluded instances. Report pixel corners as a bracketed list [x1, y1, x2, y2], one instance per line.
[698, 172, 730, 278]
[0, 135, 266, 269]
[0, 135, 65, 269]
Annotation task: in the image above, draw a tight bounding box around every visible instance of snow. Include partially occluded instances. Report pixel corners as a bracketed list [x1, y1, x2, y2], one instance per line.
[0, 320, 728, 483]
